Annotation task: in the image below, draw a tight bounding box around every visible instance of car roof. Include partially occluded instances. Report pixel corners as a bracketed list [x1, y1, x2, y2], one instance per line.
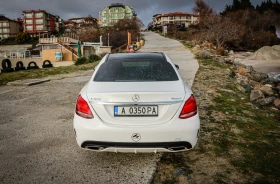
[106, 52, 166, 61]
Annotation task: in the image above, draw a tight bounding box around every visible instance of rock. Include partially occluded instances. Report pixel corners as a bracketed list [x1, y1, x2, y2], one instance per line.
[198, 49, 211, 58]
[229, 50, 234, 55]
[244, 84, 252, 93]
[261, 78, 278, 85]
[216, 56, 224, 63]
[191, 45, 201, 55]
[250, 90, 265, 101]
[220, 89, 237, 95]
[233, 58, 243, 65]
[268, 72, 280, 82]
[264, 84, 273, 88]
[274, 99, 280, 109]
[249, 80, 260, 87]
[245, 66, 255, 74]
[173, 168, 186, 176]
[249, 72, 268, 82]
[224, 56, 235, 64]
[226, 68, 236, 78]
[272, 87, 280, 94]
[255, 97, 276, 106]
[260, 86, 274, 96]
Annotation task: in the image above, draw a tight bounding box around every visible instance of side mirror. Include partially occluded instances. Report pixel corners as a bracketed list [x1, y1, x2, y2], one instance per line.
[175, 64, 179, 70]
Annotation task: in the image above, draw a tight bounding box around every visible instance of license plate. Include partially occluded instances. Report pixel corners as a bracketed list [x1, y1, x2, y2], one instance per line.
[114, 106, 158, 117]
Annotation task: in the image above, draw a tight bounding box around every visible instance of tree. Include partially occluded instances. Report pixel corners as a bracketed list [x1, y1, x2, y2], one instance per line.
[202, 14, 243, 48]
[78, 27, 101, 42]
[15, 32, 31, 44]
[240, 0, 254, 10]
[232, 0, 241, 10]
[147, 22, 153, 31]
[192, 0, 215, 20]
[102, 17, 144, 49]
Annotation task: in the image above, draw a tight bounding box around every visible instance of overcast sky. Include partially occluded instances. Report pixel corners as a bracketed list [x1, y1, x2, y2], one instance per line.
[0, 0, 265, 27]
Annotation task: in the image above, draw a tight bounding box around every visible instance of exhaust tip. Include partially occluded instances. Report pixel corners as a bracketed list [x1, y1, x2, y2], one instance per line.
[168, 146, 187, 151]
[85, 146, 105, 151]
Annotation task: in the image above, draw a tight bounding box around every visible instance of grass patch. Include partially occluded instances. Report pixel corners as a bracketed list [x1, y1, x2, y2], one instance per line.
[0, 61, 99, 86]
[152, 54, 280, 183]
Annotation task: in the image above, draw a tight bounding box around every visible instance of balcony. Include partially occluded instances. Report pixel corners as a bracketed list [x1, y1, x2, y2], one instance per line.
[39, 36, 79, 44]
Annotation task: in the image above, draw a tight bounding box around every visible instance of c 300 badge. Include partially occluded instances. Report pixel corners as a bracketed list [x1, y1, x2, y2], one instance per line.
[131, 133, 141, 142]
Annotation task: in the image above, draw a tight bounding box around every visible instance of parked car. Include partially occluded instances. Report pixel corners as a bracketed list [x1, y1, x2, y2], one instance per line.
[73, 52, 200, 153]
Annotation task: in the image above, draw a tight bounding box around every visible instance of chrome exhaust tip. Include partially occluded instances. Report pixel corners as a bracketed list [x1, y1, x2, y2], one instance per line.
[85, 146, 105, 151]
[168, 146, 187, 151]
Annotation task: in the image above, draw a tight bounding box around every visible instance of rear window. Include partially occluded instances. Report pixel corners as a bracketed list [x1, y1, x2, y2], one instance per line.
[93, 58, 179, 82]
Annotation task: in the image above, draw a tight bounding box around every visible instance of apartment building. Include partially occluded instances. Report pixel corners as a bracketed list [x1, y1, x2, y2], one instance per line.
[153, 12, 199, 29]
[64, 17, 97, 31]
[100, 3, 137, 27]
[0, 15, 22, 39]
[22, 10, 63, 36]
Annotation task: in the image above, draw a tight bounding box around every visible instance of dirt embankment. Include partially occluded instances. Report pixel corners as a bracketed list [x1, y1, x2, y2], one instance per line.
[249, 45, 280, 61]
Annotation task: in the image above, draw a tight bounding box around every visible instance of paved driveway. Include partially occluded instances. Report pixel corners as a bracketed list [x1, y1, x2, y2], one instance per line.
[0, 32, 198, 184]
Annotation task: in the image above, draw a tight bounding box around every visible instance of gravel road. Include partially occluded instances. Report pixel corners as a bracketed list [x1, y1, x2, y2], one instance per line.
[0, 32, 198, 184]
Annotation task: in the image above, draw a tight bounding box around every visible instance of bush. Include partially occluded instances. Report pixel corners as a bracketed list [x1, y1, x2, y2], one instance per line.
[87, 54, 100, 63]
[216, 47, 225, 56]
[74, 57, 87, 65]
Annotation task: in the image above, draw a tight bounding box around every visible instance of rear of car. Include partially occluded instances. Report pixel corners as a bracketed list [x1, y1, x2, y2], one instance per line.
[73, 52, 200, 153]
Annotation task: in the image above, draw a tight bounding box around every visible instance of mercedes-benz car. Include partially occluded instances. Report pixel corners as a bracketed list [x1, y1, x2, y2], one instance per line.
[73, 52, 200, 153]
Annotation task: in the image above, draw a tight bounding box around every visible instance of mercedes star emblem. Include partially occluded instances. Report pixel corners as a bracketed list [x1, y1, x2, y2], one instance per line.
[132, 94, 140, 102]
[131, 133, 141, 142]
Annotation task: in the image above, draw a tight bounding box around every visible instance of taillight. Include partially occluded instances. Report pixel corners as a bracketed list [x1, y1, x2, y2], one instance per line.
[179, 94, 197, 119]
[76, 95, 94, 119]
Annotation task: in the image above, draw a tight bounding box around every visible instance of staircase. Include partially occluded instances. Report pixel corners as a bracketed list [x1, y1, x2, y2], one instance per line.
[56, 39, 78, 57]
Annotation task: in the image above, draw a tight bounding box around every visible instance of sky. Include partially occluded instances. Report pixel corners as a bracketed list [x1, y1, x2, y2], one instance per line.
[0, 0, 265, 27]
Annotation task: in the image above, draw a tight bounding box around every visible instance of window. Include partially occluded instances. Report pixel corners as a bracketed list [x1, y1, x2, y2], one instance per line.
[2, 22, 8, 27]
[35, 19, 43, 24]
[2, 28, 9, 33]
[26, 26, 33, 30]
[35, 12, 42, 18]
[0, 29, 2, 33]
[0, 23, 2, 27]
[36, 25, 43, 30]
[25, 13, 32, 18]
[25, 20, 32, 24]
[94, 56, 179, 82]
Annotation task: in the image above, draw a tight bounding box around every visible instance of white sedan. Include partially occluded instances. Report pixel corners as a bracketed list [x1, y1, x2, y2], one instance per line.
[73, 52, 200, 153]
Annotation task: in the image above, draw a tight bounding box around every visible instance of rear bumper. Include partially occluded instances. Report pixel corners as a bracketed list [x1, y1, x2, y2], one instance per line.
[74, 112, 200, 153]
[81, 141, 193, 153]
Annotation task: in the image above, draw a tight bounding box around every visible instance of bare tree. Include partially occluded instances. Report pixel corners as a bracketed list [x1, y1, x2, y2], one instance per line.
[192, 0, 215, 19]
[78, 27, 101, 42]
[202, 14, 243, 48]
